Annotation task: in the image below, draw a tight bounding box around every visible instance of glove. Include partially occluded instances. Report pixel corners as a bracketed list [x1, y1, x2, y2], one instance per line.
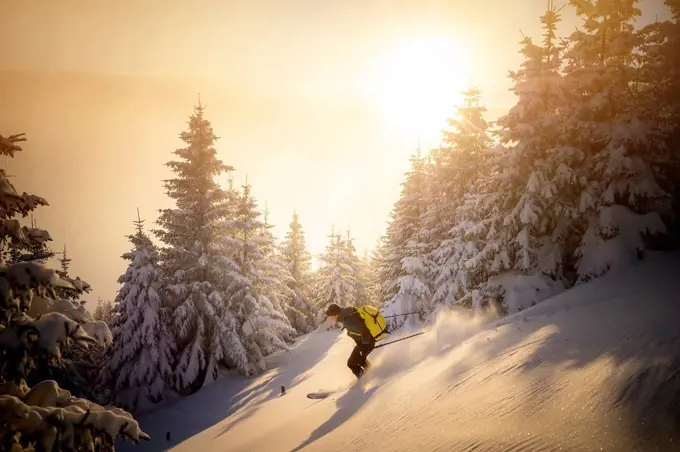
[361, 335, 371, 345]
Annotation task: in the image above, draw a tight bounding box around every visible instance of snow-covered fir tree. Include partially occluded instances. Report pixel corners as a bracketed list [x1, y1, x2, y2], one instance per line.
[428, 87, 494, 311]
[640, 0, 680, 237]
[2, 216, 53, 265]
[381, 151, 433, 327]
[0, 132, 148, 450]
[279, 209, 316, 332]
[225, 181, 296, 374]
[53, 244, 92, 302]
[344, 228, 369, 306]
[562, 0, 672, 282]
[659, 0, 680, 161]
[59, 243, 72, 274]
[314, 228, 360, 322]
[0, 134, 52, 266]
[386, 238, 433, 328]
[366, 236, 391, 306]
[355, 247, 374, 307]
[456, 4, 575, 315]
[256, 203, 304, 336]
[154, 101, 236, 393]
[106, 212, 173, 411]
[663, 1, 680, 235]
[93, 297, 115, 324]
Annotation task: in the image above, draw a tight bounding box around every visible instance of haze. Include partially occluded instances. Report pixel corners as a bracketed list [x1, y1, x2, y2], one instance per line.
[0, 0, 667, 305]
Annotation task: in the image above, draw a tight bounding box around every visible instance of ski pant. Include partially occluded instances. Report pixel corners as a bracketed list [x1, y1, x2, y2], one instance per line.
[347, 339, 375, 377]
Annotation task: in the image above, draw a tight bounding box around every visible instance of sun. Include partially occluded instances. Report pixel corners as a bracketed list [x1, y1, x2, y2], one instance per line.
[363, 35, 471, 144]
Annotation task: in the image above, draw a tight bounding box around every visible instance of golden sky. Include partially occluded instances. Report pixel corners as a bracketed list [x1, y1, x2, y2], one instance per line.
[0, 0, 669, 306]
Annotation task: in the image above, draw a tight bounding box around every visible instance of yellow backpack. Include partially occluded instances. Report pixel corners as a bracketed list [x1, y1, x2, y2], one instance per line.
[355, 306, 389, 342]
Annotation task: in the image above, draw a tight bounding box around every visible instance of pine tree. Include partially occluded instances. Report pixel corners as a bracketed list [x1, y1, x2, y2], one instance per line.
[257, 203, 302, 337]
[93, 297, 115, 324]
[640, 0, 680, 238]
[381, 151, 432, 325]
[94, 298, 104, 320]
[106, 211, 173, 411]
[455, 4, 575, 315]
[344, 228, 368, 306]
[428, 88, 493, 310]
[314, 228, 359, 322]
[59, 243, 72, 274]
[379, 151, 425, 305]
[54, 244, 92, 301]
[280, 210, 316, 332]
[0, 133, 148, 450]
[154, 101, 235, 393]
[659, 1, 680, 153]
[387, 237, 433, 328]
[356, 247, 374, 307]
[563, 0, 672, 281]
[0, 160, 102, 402]
[367, 236, 391, 306]
[225, 182, 296, 374]
[0, 133, 52, 266]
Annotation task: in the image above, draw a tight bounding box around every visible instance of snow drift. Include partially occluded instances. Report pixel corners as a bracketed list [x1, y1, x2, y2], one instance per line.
[123, 251, 680, 452]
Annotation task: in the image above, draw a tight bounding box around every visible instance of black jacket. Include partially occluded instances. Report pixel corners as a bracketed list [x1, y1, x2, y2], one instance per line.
[337, 307, 372, 342]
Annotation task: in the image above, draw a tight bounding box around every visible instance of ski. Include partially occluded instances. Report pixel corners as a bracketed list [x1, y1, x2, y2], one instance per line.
[306, 390, 336, 399]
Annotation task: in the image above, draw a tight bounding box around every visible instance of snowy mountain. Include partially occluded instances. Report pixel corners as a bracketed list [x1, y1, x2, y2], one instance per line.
[119, 251, 680, 452]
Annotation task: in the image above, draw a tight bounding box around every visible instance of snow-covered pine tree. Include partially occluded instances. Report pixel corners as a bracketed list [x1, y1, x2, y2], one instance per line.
[279, 210, 316, 332]
[344, 228, 369, 306]
[225, 181, 296, 374]
[662, 1, 680, 237]
[458, 4, 572, 315]
[387, 237, 433, 329]
[53, 244, 92, 302]
[381, 151, 433, 328]
[563, 0, 673, 282]
[0, 133, 53, 266]
[640, 0, 680, 239]
[106, 211, 173, 412]
[9, 217, 54, 265]
[428, 87, 493, 311]
[314, 228, 359, 323]
[416, 151, 446, 295]
[355, 247, 374, 307]
[0, 132, 148, 450]
[59, 243, 71, 274]
[93, 297, 115, 325]
[378, 151, 426, 306]
[207, 179, 251, 377]
[657, 1, 680, 129]
[367, 236, 391, 306]
[154, 101, 235, 393]
[256, 203, 301, 338]
[94, 298, 105, 320]
[658, 0, 680, 157]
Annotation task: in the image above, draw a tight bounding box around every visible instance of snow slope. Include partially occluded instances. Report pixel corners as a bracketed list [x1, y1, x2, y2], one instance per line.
[122, 251, 680, 452]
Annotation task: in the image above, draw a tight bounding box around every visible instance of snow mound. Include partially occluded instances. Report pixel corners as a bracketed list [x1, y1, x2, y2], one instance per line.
[125, 252, 680, 452]
[0, 379, 149, 450]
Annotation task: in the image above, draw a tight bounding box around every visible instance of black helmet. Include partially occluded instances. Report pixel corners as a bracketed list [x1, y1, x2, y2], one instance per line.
[325, 303, 341, 316]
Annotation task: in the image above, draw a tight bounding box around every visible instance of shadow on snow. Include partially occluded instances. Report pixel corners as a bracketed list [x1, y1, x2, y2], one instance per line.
[119, 329, 340, 452]
[290, 383, 380, 452]
[212, 329, 342, 439]
[434, 251, 680, 448]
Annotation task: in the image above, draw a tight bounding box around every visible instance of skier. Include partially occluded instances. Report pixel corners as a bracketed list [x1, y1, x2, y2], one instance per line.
[325, 303, 385, 379]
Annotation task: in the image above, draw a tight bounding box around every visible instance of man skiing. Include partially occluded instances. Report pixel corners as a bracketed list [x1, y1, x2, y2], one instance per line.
[325, 303, 381, 379]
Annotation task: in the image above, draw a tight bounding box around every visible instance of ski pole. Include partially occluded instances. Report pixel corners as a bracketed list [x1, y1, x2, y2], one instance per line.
[383, 310, 425, 319]
[374, 331, 428, 349]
